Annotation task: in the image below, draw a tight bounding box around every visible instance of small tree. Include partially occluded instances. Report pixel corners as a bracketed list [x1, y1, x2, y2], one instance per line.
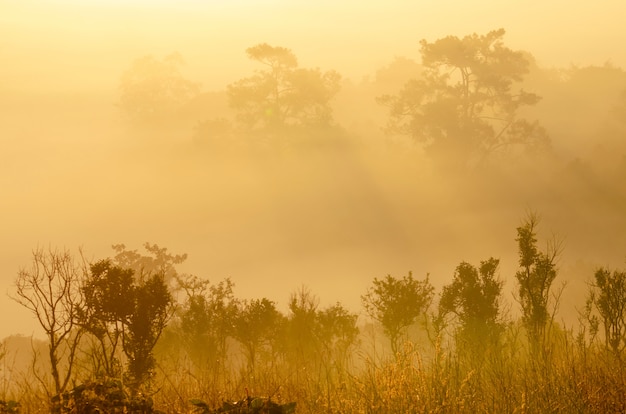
[315, 303, 359, 370]
[122, 272, 173, 390]
[77, 260, 134, 378]
[233, 298, 282, 371]
[12, 248, 85, 399]
[362, 272, 434, 355]
[514, 212, 563, 354]
[439, 258, 504, 355]
[176, 276, 238, 373]
[284, 286, 320, 366]
[586, 267, 626, 356]
[80, 261, 173, 391]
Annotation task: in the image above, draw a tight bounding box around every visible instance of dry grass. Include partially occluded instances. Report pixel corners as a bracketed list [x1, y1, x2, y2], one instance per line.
[2, 330, 625, 413]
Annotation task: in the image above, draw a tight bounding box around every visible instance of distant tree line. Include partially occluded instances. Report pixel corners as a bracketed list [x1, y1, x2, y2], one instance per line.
[117, 29, 560, 168]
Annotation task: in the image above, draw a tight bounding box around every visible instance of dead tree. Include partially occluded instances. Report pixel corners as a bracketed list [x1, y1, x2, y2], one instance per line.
[12, 247, 85, 401]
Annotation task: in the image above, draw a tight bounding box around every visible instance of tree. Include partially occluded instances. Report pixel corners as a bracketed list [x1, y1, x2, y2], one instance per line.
[78, 260, 134, 378]
[362, 272, 434, 355]
[111, 243, 187, 285]
[232, 298, 283, 370]
[227, 43, 341, 130]
[118, 52, 199, 126]
[315, 303, 359, 370]
[79, 258, 173, 391]
[176, 276, 238, 372]
[439, 258, 504, 353]
[515, 212, 562, 353]
[79, 244, 181, 391]
[12, 248, 85, 399]
[379, 29, 548, 168]
[284, 286, 320, 365]
[585, 267, 626, 356]
[122, 272, 173, 390]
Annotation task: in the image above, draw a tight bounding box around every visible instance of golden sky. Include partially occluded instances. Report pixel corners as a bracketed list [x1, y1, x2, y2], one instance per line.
[2, 1, 626, 93]
[1, 1, 625, 339]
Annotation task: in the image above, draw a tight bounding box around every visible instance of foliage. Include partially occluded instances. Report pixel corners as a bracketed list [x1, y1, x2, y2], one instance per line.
[123, 272, 173, 389]
[515, 212, 562, 352]
[439, 258, 504, 351]
[78, 260, 134, 377]
[315, 303, 359, 357]
[233, 298, 283, 370]
[283, 286, 320, 366]
[228, 43, 341, 130]
[379, 29, 548, 167]
[79, 244, 179, 391]
[118, 52, 200, 126]
[585, 267, 626, 355]
[362, 272, 434, 354]
[279, 286, 359, 387]
[9, 218, 626, 413]
[0, 400, 19, 414]
[111, 243, 187, 285]
[50, 378, 159, 414]
[176, 276, 238, 371]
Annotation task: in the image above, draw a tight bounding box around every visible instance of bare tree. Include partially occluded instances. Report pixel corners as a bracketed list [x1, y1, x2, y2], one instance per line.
[11, 247, 85, 399]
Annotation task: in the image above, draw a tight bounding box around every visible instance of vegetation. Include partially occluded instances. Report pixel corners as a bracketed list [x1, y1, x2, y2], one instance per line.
[227, 43, 341, 130]
[11, 248, 86, 399]
[118, 53, 200, 127]
[378, 28, 548, 168]
[438, 258, 504, 356]
[361, 272, 433, 355]
[515, 212, 563, 354]
[3, 27, 626, 413]
[6, 229, 625, 413]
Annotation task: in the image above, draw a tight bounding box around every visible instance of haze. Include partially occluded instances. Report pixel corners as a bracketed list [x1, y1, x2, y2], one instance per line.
[2, 0, 626, 339]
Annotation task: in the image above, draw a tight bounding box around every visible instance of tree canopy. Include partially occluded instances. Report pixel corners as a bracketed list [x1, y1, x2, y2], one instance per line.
[118, 53, 199, 126]
[227, 43, 341, 130]
[379, 29, 548, 168]
[439, 258, 504, 350]
[362, 272, 434, 354]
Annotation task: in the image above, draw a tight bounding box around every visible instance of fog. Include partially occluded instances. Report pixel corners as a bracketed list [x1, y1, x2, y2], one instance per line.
[2, 1, 626, 339]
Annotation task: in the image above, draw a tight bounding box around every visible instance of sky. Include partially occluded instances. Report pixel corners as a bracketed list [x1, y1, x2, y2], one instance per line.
[3, 1, 626, 93]
[1, 0, 626, 339]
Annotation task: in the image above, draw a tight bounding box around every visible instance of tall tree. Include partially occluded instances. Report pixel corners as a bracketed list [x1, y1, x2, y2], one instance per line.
[228, 43, 341, 130]
[362, 272, 434, 355]
[379, 29, 548, 168]
[12, 248, 85, 399]
[515, 212, 562, 353]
